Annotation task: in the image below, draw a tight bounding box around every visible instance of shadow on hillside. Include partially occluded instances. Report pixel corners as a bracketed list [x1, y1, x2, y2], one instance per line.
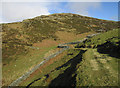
[97, 41, 120, 59]
[48, 50, 86, 88]
[26, 50, 86, 88]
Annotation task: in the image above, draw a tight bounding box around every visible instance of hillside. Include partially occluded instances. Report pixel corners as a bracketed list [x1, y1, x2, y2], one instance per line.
[1, 13, 118, 86]
[19, 29, 119, 86]
[75, 29, 120, 86]
[2, 13, 118, 63]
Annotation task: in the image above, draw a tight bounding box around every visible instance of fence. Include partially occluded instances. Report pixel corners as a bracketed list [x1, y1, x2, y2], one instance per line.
[9, 47, 69, 87]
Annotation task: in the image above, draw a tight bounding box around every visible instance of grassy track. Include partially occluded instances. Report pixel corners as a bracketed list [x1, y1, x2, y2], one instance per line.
[76, 49, 119, 86]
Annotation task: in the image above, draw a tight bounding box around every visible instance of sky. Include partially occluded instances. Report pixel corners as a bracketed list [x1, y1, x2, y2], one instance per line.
[0, 0, 119, 23]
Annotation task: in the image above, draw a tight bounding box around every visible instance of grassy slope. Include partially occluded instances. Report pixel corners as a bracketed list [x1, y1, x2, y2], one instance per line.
[20, 29, 119, 86]
[2, 13, 118, 86]
[20, 49, 82, 86]
[2, 46, 56, 85]
[76, 29, 119, 86]
[2, 13, 118, 63]
[2, 32, 94, 86]
[76, 49, 119, 86]
[77, 29, 119, 48]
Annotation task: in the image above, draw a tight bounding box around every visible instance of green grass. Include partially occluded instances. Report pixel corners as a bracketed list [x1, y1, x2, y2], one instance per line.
[2, 13, 118, 86]
[76, 49, 119, 86]
[19, 29, 120, 87]
[2, 13, 118, 62]
[2, 46, 56, 86]
[19, 49, 81, 86]
[19, 46, 119, 87]
[77, 29, 119, 48]
[20, 48, 119, 87]
[75, 29, 119, 86]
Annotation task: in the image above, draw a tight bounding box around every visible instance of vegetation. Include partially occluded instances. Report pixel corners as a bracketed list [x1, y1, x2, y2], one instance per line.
[2, 46, 56, 86]
[76, 29, 119, 48]
[76, 29, 120, 58]
[76, 29, 119, 86]
[20, 49, 83, 86]
[19, 29, 119, 87]
[2, 13, 118, 86]
[2, 13, 118, 64]
[76, 49, 119, 86]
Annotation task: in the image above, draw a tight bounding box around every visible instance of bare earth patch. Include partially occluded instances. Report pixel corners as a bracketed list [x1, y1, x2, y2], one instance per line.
[55, 31, 95, 42]
[33, 39, 59, 48]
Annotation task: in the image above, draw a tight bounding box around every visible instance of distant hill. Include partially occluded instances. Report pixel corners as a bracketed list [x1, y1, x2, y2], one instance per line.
[1, 13, 118, 64]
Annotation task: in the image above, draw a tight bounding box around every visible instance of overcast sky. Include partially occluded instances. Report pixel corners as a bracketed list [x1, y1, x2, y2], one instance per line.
[0, 0, 119, 23]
